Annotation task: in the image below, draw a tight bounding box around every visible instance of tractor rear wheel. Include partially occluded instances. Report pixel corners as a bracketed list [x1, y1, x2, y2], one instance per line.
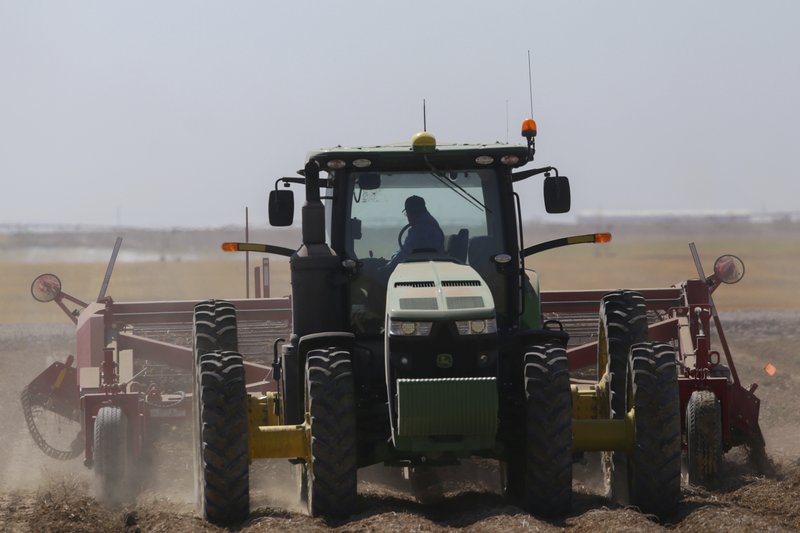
[629, 342, 681, 519]
[687, 390, 722, 488]
[598, 290, 648, 503]
[523, 343, 573, 517]
[94, 406, 129, 504]
[193, 300, 238, 362]
[194, 351, 250, 526]
[305, 347, 357, 517]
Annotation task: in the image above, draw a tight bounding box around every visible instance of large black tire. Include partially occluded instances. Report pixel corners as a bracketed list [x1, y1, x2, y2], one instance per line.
[194, 351, 250, 526]
[598, 290, 648, 503]
[687, 390, 722, 488]
[193, 300, 238, 362]
[522, 343, 573, 517]
[629, 342, 681, 519]
[305, 347, 357, 517]
[94, 406, 129, 504]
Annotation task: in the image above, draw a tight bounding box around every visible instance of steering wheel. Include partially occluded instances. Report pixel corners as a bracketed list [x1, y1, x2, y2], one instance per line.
[398, 223, 411, 248]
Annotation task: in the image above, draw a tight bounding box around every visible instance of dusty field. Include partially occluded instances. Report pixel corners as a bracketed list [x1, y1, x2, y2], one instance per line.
[1, 224, 799, 531]
[1, 312, 799, 532]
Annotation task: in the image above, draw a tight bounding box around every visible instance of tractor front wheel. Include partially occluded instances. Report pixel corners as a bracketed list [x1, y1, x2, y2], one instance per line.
[305, 347, 357, 517]
[629, 342, 681, 519]
[523, 343, 573, 517]
[687, 390, 722, 488]
[194, 351, 250, 526]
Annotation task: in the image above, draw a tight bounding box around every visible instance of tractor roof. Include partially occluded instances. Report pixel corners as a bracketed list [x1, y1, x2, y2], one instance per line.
[306, 136, 532, 172]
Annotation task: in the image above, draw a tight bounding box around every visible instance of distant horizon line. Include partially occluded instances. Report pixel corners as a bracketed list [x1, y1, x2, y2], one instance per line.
[2, 209, 799, 233]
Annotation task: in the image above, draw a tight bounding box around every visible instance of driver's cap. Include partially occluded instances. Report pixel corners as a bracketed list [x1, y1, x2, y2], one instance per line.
[403, 195, 426, 214]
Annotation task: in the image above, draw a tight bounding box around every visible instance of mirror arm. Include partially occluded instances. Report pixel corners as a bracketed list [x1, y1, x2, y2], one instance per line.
[523, 233, 611, 258]
[275, 177, 333, 191]
[512, 166, 558, 183]
[222, 242, 296, 258]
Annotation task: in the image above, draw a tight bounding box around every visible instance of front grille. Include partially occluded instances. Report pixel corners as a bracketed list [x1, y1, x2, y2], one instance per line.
[395, 281, 435, 288]
[441, 280, 481, 287]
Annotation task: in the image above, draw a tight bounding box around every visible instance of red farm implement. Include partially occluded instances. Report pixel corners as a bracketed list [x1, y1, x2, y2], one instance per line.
[23, 238, 291, 501]
[544, 243, 764, 487]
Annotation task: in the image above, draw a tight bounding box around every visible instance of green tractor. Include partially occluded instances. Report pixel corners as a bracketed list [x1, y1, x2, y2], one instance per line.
[192, 122, 680, 525]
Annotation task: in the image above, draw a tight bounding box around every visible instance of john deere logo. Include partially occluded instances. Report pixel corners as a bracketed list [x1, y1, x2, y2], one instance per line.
[436, 353, 453, 368]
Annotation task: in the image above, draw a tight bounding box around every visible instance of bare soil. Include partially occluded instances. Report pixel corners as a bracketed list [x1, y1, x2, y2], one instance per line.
[1, 310, 799, 532]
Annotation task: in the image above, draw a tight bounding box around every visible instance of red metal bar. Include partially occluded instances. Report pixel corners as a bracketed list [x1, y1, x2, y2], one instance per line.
[541, 288, 684, 314]
[106, 297, 291, 325]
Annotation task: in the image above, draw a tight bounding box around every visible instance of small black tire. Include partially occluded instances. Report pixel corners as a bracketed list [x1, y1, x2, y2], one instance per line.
[687, 390, 722, 488]
[294, 462, 309, 505]
[598, 290, 648, 503]
[523, 343, 573, 517]
[629, 342, 681, 519]
[94, 406, 129, 504]
[305, 347, 358, 518]
[194, 351, 250, 526]
[193, 300, 238, 362]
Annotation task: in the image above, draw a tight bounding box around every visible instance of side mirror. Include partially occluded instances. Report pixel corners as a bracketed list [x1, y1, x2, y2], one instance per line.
[357, 173, 381, 190]
[543, 175, 571, 214]
[268, 189, 295, 227]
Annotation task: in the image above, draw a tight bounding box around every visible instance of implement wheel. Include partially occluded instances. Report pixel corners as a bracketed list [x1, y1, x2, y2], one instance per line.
[687, 390, 722, 488]
[629, 342, 681, 519]
[305, 347, 357, 517]
[598, 290, 648, 503]
[94, 406, 129, 504]
[194, 351, 249, 526]
[522, 343, 573, 517]
[193, 300, 238, 362]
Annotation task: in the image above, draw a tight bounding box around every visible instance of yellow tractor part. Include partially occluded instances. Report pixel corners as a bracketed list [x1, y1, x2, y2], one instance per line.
[571, 383, 634, 454]
[247, 393, 310, 462]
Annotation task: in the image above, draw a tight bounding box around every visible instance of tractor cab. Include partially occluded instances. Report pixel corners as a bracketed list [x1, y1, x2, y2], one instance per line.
[269, 131, 570, 342]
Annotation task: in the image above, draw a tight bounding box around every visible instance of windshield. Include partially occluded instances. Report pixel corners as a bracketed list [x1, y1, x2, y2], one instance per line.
[345, 169, 504, 261]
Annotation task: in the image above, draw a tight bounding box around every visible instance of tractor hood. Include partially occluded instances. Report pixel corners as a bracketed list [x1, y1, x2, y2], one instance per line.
[386, 261, 495, 321]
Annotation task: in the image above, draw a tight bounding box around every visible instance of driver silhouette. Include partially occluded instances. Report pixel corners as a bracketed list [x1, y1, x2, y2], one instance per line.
[385, 195, 444, 269]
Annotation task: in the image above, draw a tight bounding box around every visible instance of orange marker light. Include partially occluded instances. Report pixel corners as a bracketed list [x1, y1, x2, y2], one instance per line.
[521, 118, 538, 138]
[764, 363, 777, 376]
[595, 233, 612, 243]
[222, 242, 239, 252]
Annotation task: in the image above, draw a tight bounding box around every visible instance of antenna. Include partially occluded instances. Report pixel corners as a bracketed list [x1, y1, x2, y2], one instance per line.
[527, 50, 534, 117]
[423, 99, 427, 131]
[505, 99, 509, 143]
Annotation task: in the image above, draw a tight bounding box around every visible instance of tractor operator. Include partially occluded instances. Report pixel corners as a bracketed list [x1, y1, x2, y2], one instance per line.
[385, 195, 445, 270]
[354, 195, 444, 333]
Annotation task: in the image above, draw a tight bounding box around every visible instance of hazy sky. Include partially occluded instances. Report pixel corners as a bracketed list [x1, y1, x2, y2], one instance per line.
[1, 1, 798, 228]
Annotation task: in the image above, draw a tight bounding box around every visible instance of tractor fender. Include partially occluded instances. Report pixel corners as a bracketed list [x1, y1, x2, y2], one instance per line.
[515, 328, 569, 350]
[298, 332, 355, 358]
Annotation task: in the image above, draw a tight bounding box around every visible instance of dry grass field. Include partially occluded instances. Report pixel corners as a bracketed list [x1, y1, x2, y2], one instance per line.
[3, 222, 797, 324]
